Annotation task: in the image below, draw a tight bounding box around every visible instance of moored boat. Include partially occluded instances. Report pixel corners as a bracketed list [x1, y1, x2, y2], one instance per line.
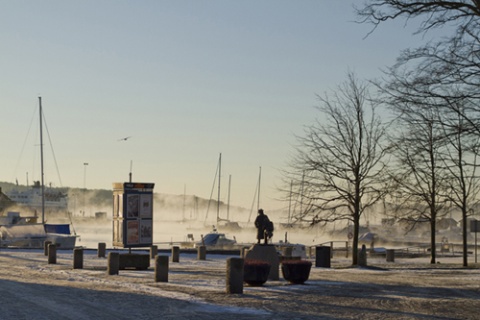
[0, 212, 77, 249]
[0, 98, 78, 249]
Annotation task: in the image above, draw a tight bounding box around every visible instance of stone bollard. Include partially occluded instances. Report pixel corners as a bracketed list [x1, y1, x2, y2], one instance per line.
[107, 252, 120, 275]
[73, 248, 83, 269]
[44, 241, 52, 256]
[48, 243, 57, 264]
[154, 255, 169, 282]
[171, 246, 180, 263]
[358, 244, 367, 267]
[226, 257, 244, 294]
[386, 249, 395, 262]
[197, 245, 206, 260]
[150, 245, 158, 259]
[98, 242, 106, 258]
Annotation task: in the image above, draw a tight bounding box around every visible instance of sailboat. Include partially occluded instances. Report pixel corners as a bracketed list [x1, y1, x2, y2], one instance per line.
[0, 97, 78, 249]
[196, 153, 238, 248]
[204, 153, 241, 231]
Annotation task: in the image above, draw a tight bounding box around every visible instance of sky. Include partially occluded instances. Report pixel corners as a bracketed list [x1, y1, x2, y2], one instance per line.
[0, 1, 436, 211]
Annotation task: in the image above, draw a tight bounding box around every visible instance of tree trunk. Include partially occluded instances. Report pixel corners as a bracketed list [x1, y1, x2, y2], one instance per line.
[462, 207, 468, 267]
[352, 216, 360, 266]
[430, 219, 436, 264]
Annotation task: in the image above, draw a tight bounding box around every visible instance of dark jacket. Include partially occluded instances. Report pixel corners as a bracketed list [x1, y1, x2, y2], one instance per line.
[255, 213, 269, 240]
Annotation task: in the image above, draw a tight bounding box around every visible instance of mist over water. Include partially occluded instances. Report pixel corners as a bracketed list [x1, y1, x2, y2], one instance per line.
[5, 186, 461, 250]
[71, 204, 334, 249]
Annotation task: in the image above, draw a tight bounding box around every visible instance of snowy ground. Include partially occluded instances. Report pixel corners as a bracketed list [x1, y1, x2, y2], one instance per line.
[1, 247, 480, 319]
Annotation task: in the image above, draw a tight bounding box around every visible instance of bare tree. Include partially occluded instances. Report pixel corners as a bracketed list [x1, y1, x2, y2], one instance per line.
[440, 99, 480, 266]
[357, 1, 480, 35]
[384, 94, 448, 264]
[380, 69, 480, 264]
[357, 0, 480, 132]
[358, 0, 480, 264]
[285, 73, 390, 265]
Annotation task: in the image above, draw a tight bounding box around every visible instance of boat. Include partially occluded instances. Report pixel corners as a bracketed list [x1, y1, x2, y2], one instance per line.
[0, 98, 78, 249]
[5, 181, 69, 218]
[194, 226, 238, 249]
[0, 212, 76, 248]
[204, 153, 242, 231]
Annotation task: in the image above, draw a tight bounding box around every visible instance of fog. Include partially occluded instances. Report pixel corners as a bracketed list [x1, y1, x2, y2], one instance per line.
[4, 185, 468, 251]
[72, 211, 333, 250]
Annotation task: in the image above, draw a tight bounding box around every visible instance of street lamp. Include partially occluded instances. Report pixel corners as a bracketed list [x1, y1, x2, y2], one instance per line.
[83, 162, 88, 217]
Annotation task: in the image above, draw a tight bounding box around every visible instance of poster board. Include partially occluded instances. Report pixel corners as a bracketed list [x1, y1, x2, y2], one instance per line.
[112, 182, 154, 248]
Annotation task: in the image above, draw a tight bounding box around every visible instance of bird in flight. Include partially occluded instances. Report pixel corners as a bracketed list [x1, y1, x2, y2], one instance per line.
[118, 136, 132, 141]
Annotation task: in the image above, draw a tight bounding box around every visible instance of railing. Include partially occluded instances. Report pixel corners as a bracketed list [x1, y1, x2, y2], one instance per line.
[307, 241, 464, 259]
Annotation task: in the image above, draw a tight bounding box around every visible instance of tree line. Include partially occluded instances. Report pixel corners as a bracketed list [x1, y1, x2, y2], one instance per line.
[284, 1, 480, 266]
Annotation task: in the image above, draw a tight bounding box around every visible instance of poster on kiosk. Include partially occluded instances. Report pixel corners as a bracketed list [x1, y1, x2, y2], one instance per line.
[112, 182, 154, 248]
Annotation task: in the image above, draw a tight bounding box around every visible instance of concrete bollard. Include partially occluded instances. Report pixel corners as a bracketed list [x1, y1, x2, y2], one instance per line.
[226, 257, 244, 294]
[386, 249, 395, 262]
[73, 248, 83, 269]
[48, 243, 57, 264]
[171, 246, 180, 263]
[98, 242, 106, 258]
[150, 245, 158, 259]
[154, 255, 169, 282]
[197, 245, 206, 260]
[107, 252, 120, 275]
[44, 241, 52, 256]
[358, 244, 367, 267]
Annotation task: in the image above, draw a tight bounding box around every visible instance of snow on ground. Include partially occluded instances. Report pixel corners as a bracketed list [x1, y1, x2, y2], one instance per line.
[0, 249, 272, 319]
[3, 218, 480, 319]
[2, 247, 480, 319]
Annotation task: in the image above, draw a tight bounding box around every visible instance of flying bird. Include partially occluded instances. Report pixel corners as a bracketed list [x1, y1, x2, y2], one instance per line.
[118, 136, 132, 141]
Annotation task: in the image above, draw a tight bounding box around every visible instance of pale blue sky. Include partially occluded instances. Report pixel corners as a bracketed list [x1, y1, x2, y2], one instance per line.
[0, 1, 435, 210]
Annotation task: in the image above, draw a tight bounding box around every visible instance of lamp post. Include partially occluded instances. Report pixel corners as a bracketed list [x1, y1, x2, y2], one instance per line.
[83, 162, 88, 217]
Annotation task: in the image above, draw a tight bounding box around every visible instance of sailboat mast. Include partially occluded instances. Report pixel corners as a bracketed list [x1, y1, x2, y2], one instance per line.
[217, 153, 221, 223]
[227, 174, 231, 221]
[39, 97, 45, 224]
[257, 166, 261, 211]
